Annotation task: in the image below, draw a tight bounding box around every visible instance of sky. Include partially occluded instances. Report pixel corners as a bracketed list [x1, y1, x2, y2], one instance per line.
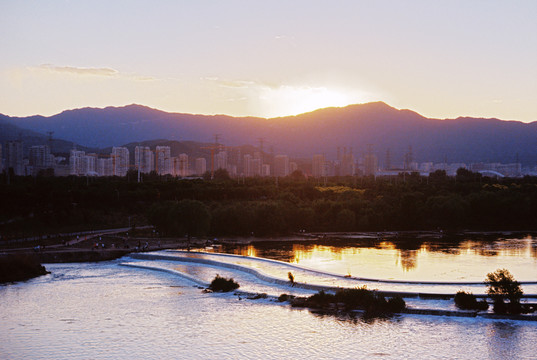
[1, 0, 536, 121]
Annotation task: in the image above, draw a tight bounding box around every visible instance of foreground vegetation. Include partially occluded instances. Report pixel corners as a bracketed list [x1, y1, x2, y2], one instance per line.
[0, 254, 49, 283]
[289, 287, 406, 316]
[454, 291, 489, 311]
[455, 269, 535, 315]
[2, 169, 537, 240]
[485, 268, 529, 314]
[208, 275, 240, 292]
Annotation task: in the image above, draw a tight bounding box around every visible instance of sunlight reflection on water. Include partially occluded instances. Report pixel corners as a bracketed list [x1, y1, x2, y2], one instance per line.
[219, 235, 537, 282]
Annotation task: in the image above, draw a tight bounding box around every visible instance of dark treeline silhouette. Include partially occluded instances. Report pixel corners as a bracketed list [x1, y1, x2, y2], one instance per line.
[2, 169, 537, 240]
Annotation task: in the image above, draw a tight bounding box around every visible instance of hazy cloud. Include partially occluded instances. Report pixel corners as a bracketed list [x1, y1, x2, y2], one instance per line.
[31, 64, 158, 82]
[203, 77, 281, 90]
[37, 64, 119, 77]
[203, 77, 256, 89]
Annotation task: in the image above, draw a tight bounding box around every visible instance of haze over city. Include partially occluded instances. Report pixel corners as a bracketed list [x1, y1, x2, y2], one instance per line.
[1, 0, 536, 122]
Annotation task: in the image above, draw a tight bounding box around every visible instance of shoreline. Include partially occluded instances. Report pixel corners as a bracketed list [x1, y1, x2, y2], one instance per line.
[2, 229, 537, 264]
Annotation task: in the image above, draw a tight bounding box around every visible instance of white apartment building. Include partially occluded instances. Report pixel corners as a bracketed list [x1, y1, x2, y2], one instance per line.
[273, 155, 290, 177]
[312, 154, 326, 178]
[135, 146, 154, 174]
[155, 146, 171, 175]
[112, 147, 130, 176]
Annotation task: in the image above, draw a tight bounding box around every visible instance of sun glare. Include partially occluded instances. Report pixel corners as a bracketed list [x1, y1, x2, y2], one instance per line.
[259, 86, 362, 117]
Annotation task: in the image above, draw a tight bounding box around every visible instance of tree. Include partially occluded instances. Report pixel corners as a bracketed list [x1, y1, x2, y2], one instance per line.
[289, 170, 305, 180]
[173, 199, 211, 240]
[213, 168, 231, 181]
[147, 200, 211, 239]
[336, 209, 355, 231]
[456, 168, 482, 183]
[485, 268, 523, 313]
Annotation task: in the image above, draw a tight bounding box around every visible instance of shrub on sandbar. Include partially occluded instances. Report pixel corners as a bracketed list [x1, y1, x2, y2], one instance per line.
[454, 291, 488, 311]
[297, 287, 406, 315]
[208, 275, 240, 292]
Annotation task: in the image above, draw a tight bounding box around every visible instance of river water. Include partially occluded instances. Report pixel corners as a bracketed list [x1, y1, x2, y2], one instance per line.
[217, 235, 537, 282]
[2, 235, 537, 359]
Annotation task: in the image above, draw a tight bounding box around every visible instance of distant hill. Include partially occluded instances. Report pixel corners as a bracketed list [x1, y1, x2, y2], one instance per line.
[0, 118, 93, 156]
[1, 102, 536, 165]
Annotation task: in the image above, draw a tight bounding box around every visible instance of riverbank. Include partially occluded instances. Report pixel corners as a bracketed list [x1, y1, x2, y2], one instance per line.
[0, 254, 50, 283]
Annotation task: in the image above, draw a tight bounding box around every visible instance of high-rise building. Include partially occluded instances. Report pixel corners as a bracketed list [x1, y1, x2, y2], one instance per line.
[175, 153, 189, 177]
[135, 146, 153, 174]
[273, 155, 290, 177]
[5, 141, 24, 175]
[84, 153, 98, 175]
[195, 157, 207, 175]
[97, 158, 113, 176]
[69, 149, 86, 175]
[155, 146, 171, 175]
[364, 154, 378, 176]
[112, 147, 130, 176]
[215, 151, 227, 170]
[243, 154, 262, 177]
[289, 162, 298, 174]
[227, 164, 237, 177]
[312, 154, 326, 178]
[29, 145, 54, 175]
[340, 149, 355, 176]
[250, 158, 261, 176]
[243, 154, 252, 177]
[261, 164, 271, 177]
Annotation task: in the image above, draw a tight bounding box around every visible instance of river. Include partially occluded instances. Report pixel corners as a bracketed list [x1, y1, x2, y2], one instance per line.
[1, 235, 537, 359]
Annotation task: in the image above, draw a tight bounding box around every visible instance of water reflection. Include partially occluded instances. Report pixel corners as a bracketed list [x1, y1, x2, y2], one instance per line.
[217, 235, 537, 282]
[486, 322, 522, 359]
[397, 249, 418, 271]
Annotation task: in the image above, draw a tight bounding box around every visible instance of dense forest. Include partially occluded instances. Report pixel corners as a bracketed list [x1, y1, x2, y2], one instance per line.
[2, 168, 537, 240]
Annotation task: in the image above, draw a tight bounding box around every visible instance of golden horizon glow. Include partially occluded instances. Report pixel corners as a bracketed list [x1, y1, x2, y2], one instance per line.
[1, 1, 536, 122]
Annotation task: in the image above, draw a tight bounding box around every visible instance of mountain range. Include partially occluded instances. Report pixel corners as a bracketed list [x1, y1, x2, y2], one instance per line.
[1, 102, 536, 165]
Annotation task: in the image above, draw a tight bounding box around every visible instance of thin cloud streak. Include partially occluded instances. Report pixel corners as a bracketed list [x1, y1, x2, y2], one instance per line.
[31, 64, 158, 82]
[36, 64, 119, 77]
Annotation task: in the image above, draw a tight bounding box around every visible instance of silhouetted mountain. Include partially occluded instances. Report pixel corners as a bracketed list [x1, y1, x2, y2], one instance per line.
[1, 102, 536, 165]
[0, 117, 93, 156]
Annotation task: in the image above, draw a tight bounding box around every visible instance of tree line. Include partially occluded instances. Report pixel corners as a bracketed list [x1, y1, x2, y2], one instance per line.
[2, 168, 537, 239]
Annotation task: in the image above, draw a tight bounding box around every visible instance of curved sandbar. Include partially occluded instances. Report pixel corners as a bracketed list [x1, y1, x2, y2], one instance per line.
[128, 251, 537, 298]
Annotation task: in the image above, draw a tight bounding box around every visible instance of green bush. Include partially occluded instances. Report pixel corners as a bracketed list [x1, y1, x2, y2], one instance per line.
[208, 275, 240, 292]
[454, 291, 488, 311]
[485, 269, 523, 303]
[485, 269, 525, 314]
[303, 288, 405, 315]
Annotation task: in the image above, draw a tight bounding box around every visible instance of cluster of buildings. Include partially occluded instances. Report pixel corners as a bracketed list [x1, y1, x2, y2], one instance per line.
[133, 146, 194, 177]
[0, 141, 63, 176]
[69, 146, 195, 177]
[69, 147, 131, 176]
[0, 140, 534, 179]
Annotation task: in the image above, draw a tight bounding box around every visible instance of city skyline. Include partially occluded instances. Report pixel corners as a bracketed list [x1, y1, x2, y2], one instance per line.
[1, 1, 536, 122]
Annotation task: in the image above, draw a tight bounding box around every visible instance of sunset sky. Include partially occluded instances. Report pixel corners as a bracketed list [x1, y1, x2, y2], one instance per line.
[1, 1, 536, 121]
